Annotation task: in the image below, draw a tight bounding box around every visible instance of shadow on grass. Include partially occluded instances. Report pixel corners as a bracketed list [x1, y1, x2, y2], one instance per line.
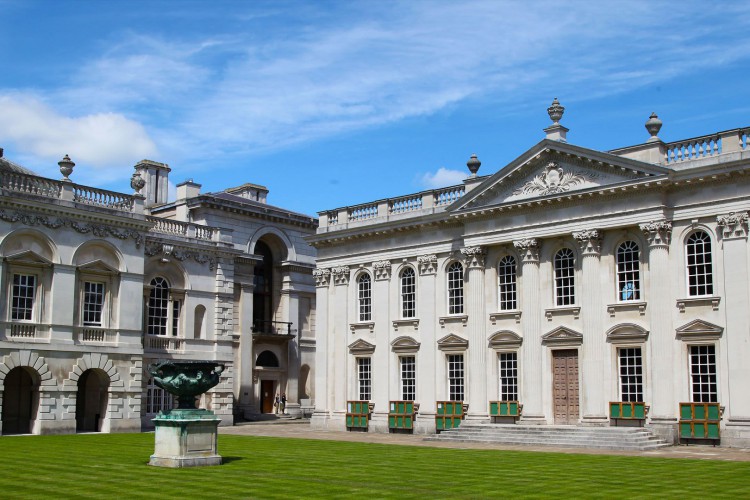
[221, 456, 243, 464]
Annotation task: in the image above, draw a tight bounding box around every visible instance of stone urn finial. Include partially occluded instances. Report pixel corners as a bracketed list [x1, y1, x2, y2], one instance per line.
[466, 153, 481, 177]
[547, 97, 565, 125]
[645, 112, 662, 142]
[131, 172, 146, 196]
[58, 154, 75, 181]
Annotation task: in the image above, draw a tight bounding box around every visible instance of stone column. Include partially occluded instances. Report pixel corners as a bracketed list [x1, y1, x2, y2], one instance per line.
[310, 269, 331, 429]
[284, 289, 301, 416]
[514, 238, 545, 423]
[418, 254, 438, 418]
[237, 280, 254, 415]
[717, 213, 750, 431]
[461, 246, 487, 417]
[573, 229, 608, 424]
[640, 220, 675, 424]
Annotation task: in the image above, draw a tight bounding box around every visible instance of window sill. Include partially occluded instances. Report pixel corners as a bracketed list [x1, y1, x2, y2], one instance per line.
[607, 301, 647, 317]
[489, 310, 522, 324]
[392, 318, 419, 331]
[676, 296, 721, 312]
[544, 306, 580, 320]
[439, 315, 468, 327]
[349, 322, 375, 333]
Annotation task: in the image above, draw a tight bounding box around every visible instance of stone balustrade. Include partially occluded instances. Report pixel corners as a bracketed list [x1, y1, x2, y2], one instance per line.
[0, 170, 62, 199]
[664, 127, 749, 164]
[74, 327, 118, 344]
[1, 322, 50, 342]
[147, 216, 218, 241]
[73, 185, 135, 211]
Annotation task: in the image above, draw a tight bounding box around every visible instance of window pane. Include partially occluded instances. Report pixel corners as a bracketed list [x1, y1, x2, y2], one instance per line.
[686, 232, 713, 296]
[400, 356, 416, 401]
[358, 274, 372, 322]
[554, 249, 575, 306]
[358, 358, 371, 400]
[690, 345, 717, 402]
[401, 268, 416, 318]
[498, 256, 517, 311]
[618, 347, 643, 402]
[148, 277, 169, 336]
[11, 274, 36, 321]
[616, 241, 641, 301]
[448, 354, 464, 401]
[448, 262, 464, 315]
[83, 281, 105, 326]
[499, 352, 518, 401]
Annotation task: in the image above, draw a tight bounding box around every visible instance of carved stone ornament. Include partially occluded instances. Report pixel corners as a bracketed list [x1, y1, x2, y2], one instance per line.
[58, 154, 75, 181]
[145, 242, 216, 269]
[572, 229, 602, 255]
[130, 172, 146, 195]
[0, 209, 144, 247]
[331, 266, 350, 285]
[417, 254, 437, 275]
[372, 260, 392, 280]
[716, 211, 749, 239]
[513, 238, 539, 262]
[639, 219, 672, 247]
[312, 268, 331, 287]
[460, 246, 486, 268]
[513, 162, 597, 197]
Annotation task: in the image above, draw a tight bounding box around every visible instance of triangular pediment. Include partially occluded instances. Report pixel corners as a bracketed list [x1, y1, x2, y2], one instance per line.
[676, 319, 723, 340]
[78, 259, 119, 274]
[542, 326, 583, 346]
[488, 330, 523, 349]
[4, 250, 53, 266]
[437, 333, 468, 351]
[348, 339, 376, 355]
[452, 140, 669, 212]
[391, 336, 421, 353]
[606, 323, 649, 344]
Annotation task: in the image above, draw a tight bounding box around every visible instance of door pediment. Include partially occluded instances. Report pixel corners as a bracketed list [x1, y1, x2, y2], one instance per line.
[542, 326, 583, 346]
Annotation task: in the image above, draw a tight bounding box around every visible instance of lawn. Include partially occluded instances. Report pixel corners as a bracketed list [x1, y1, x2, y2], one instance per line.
[0, 433, 747, 499]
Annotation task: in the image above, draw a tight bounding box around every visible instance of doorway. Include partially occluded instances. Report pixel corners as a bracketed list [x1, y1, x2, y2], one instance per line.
[2, 367, 36, 435]
[261, 380, 275, 413]
[76, 370, 109, 432]
[552, 349, 579, 425]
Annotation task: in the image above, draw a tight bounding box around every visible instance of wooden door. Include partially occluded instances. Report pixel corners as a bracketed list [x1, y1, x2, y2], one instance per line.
[261, 380, 274, 414]
[552, 349, 579, 425]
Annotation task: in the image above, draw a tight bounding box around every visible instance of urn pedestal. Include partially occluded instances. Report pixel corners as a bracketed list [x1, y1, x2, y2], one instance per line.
[149, 408, 222, 468]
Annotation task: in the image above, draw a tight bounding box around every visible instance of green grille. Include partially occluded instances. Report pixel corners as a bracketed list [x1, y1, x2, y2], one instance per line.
[678, 402, 721, 441]
[346, 400, 370, 429]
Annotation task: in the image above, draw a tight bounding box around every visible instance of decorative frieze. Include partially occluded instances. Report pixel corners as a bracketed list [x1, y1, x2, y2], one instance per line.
[716, 211, 749, 239]
[639, 219, 672, 248]
[417, 254, 437, 275]
[372, 260, 392, 280]
[331, 266, 350, 285]
[0, 208, 144, 247]
[513, 238, 539, 262]
[145, 242, 216, 270]
[572, 229, 601, 255]
[312, 268, 331, 287]
[460, 246, 486, 268]
[512, 161, 598, 197]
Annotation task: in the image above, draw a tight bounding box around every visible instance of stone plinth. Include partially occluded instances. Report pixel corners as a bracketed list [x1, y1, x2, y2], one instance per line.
[149, 409, 222, 468]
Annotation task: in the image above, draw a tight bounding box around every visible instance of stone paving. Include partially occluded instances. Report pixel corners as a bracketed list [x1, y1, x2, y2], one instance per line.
[221, 420, 750, 462]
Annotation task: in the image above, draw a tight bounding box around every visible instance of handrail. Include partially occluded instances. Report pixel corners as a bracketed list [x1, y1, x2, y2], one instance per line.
[252, 320, 293, 335]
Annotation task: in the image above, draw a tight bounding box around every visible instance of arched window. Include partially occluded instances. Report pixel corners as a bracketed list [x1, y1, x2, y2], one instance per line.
[498, 256, 517, 310]
[616, 241, 641, 301]
[554, 248, 575, 306]
[400, 267, 416, 318]
[686, 231, 713, 296]
[253, 240, 274, 330]
[357, 273, 372, 322]
[147, 277, 181, 336]
[447, 262, 464, 315]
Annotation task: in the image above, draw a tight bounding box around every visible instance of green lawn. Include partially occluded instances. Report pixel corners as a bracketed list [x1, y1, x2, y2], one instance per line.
[0, 433, 747, 499]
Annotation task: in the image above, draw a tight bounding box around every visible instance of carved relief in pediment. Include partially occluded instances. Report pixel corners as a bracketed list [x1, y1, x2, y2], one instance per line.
[488, 330, 523, 350]
[348, 339, 376, 355]
[542, 326, 583, 346]
[675, 319, 723, 341]
[437, 333, 468, 351]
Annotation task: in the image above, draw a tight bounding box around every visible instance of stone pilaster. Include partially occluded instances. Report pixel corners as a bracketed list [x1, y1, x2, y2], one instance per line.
[461, 246, 487, 417]
[418, 255, 438, 416]
[514, 238, 545, 423]
[237, 280, 255, 414]
[639, 220, 674, 423]
[310, 269, 332, 429]
[573, 229, 607, 424]
[332, 266, 350, 415]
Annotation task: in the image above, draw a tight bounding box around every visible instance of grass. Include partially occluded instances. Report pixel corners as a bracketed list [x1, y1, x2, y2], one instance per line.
[0, 433, 748, 499]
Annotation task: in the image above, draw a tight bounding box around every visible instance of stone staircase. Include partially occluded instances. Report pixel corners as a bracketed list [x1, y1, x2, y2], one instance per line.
[425, 423, 670, 451]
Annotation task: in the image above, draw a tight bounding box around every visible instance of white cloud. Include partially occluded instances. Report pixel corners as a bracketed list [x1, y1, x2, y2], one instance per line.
[0, 94, 157, 177]
[419, 167, 466, 189]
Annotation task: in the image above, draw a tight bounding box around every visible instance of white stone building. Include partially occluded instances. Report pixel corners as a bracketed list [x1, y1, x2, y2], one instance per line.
[309, 100, 750, 446]
[0, 151, 316, 435]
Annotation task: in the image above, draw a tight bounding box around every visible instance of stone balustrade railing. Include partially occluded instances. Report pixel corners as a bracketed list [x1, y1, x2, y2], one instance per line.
[75, 327, 118, 344]
[147, 216, 218, 241]
[73, 185, 135, 211]
[0, 170, 62, 199]
[665, 128, 749, 164]
[145, 334, 185, 352]
[1, 322, 50, 342]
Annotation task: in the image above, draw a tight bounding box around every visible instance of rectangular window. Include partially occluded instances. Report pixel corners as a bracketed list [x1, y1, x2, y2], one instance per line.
[171, 300, 181, 337]
[618, 347, 643, 402]
[146, 377, 174, 415]
[358, 275, 372, 322]
[82, 282, 105, 326]
[11, 273, 36, 321]
[498, 352, 518, 401]
[358, 357, 371, 400]
[448, 263, 464, 315]
[401, 269, 416, 318]
[498, 256, 517, 310]
[400, 356, 416, 401]
[448, 354, 464, 401]
[690, 345, 717, 403]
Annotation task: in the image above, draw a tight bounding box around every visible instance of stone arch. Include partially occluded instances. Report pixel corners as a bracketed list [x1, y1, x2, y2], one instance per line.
[256, 350, 280, 368]
[0, 350, 55, 387]
[0, 228, 59, 264]
[64, 353, 124, 390]
[144, 257, 190, 291]
[249, 227, 294, 262]
[72, 239, 125, 272]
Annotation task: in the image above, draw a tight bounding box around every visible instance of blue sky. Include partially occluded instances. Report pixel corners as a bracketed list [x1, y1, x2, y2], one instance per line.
[2, 1, 750, 216]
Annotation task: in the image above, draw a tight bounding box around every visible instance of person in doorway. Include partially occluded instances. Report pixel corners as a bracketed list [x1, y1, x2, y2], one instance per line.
[274, 393, 280, 414]
[281, 393, 287, 414]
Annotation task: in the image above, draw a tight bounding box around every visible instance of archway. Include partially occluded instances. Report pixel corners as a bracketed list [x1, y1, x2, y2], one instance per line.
[76, 369, 109, 432]
[2, 367, 38, 435]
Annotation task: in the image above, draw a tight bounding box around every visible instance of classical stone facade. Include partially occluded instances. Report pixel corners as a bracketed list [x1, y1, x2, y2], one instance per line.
[309, 101, 750, 446]
[0, 151, 316, 435]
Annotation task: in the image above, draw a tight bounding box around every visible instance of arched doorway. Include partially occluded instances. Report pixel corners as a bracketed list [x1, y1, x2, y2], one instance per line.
[2, 367, 38, 435]
[76, 369, 109, 432]
[257, 350, 279, 413]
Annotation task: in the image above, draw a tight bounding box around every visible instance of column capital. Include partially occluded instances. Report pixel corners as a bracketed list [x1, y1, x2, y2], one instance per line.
[572, 229, 602, 256]
[639, 219, 672, 248]
[717, 211, 749, 239]
[372, 260, 392, 280]
[513, 238, 539, 263]
[312, 268, 331, 287]
[331, 266, 350, 285]
[417, 254, 437, 275]
[461, 246, 486, 268]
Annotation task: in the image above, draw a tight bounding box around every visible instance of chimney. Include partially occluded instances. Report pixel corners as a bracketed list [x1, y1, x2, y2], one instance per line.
[176, 179, 202, 200]
[133, 159, 171, 208]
